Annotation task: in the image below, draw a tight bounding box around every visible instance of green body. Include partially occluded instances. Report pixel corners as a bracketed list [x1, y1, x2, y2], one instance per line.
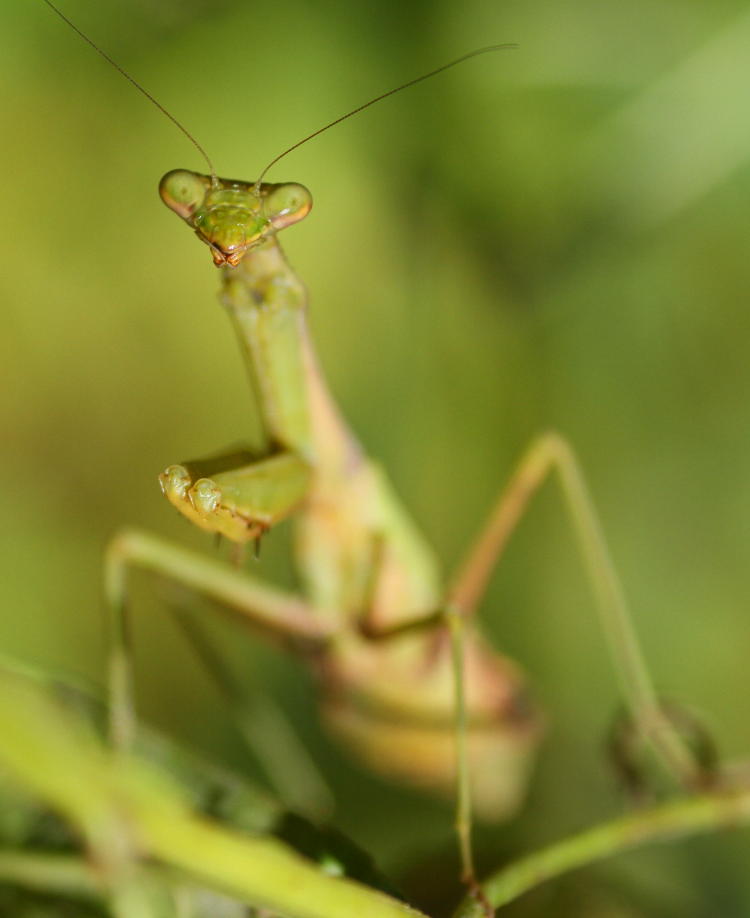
[158, 170, 539, 818]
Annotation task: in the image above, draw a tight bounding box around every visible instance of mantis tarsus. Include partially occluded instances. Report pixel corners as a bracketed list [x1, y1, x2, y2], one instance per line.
[37, 0, 713, 911]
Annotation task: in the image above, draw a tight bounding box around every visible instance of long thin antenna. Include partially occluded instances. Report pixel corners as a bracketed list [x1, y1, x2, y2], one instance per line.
[255, 43, 517, 186]
[41, 0, 217, 184]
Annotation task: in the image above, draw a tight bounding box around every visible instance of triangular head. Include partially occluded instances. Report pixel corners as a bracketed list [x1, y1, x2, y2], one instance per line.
[159, 170, 312, 267]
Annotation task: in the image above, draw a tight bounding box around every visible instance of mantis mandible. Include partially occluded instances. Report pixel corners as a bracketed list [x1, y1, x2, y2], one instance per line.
[42, 0, 706, 904]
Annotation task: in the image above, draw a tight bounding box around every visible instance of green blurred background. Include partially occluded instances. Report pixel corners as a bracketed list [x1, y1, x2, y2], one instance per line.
[4, 1, 750, 914]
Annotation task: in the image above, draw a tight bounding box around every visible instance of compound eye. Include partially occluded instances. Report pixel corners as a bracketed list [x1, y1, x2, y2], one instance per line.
[159, 169, 209, 219]
[265, 183, 312, 230]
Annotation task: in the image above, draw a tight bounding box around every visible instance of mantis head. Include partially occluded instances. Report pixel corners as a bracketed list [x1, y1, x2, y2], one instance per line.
[159, 170, 312, 267]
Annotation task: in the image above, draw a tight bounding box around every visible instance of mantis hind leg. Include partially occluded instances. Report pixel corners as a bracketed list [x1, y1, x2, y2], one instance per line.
[104, 527, 333, 816]
[445, 431, 708, 904]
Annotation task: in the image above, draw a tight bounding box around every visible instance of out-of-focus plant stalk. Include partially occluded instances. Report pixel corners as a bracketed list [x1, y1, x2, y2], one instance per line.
[453, 782, 750, 915]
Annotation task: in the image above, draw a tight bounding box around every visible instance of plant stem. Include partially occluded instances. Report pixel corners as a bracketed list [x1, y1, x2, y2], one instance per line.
[452, 784, 750, 916]
[0, 851, 100, 899]
[0, 667, 427, 918]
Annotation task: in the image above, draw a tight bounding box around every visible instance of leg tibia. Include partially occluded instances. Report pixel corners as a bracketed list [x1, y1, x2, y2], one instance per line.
[103, 527, 331, 751]
[446, 432, 706, 909]
[447, 431, 702, 787]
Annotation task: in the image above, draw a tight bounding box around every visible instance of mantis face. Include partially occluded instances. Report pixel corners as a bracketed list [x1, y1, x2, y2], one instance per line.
[159, 170, 312, 267]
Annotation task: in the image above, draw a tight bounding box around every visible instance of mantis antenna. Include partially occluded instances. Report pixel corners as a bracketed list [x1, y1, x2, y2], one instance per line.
[253, 43, 517, 186]
[40, 0, 219, 184]
[41, 0, 515, 190]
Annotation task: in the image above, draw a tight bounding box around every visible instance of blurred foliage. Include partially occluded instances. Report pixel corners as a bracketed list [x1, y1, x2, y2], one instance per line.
[0, 662, 402, 915]
[3, 0, 750, 914]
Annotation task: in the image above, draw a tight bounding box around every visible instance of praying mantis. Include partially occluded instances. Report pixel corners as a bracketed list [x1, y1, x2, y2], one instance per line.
[10, 1, 750, 914]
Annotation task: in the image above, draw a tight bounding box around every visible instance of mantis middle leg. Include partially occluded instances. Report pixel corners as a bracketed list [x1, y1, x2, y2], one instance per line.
[104, 528, 335, 813]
